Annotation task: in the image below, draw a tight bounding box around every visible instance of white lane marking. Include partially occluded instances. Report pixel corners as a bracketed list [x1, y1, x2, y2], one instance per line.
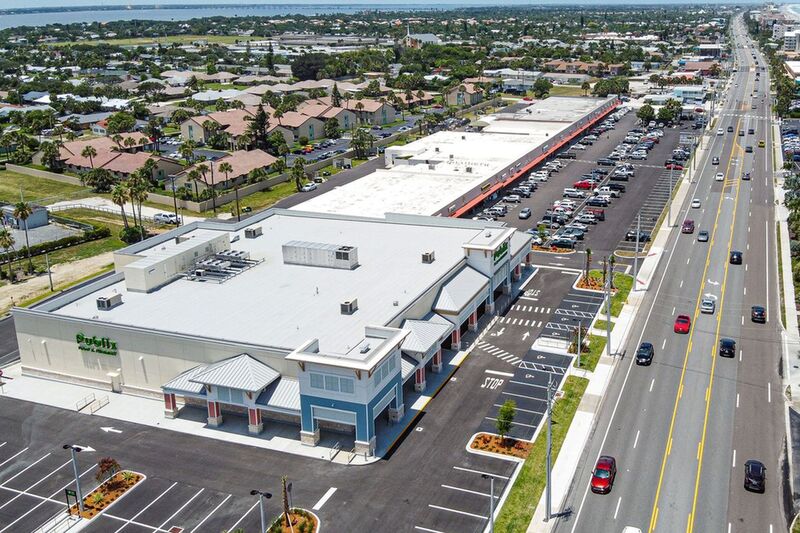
[744, 287, 747, 296]
[485, 369, 514, 377]
[453, 466, 509, 480]
[0, 453, 50, 487]
[0, 459, 71, 511]
[732, 449, 737, 468]
[220, 489, 258, 533]
[633, 430, 640, 449]
[739, 349, 743, 362]
[313, 487, 338, 511]
[680, 280, 684, 288]
[649, 378, 655, 392]
[614, 496, 622, 520]
[415, 527, 445, 533]
[442, 484, 497, 498]
[0, 447, 29, 470]
[190, 495, 232, 532]
[737, 393, 740, 408]
[155, 488, 205, 533]
[687, 257, 691, 264]
[662, 339, 666, 350]
[766, 220, 770, 319]
[741, 316, 744, 326]
[116, 482, 178, 533]
[672, 306, 676, 316]
[429, 504, 487, 520]
[768, 382, 772, 403]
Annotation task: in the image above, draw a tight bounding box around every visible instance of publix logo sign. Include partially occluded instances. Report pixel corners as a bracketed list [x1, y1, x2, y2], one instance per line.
[76, 333, 118, 356]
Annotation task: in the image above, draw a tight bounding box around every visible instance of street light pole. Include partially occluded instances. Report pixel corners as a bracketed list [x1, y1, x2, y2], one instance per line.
[482, 474, 495, 533]
[668, 165, 673, 227]
[63, 445, 85, 512]
[250, 489, 272, 533]
[575, 319, 582, 369]
[545, 373, 555, 521]
[605, 258, 612, 359]
[633, 212, 640, 292]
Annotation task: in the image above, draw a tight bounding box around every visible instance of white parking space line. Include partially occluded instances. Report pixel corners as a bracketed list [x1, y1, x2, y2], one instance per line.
[452, 466, 509, 480]
[103, 514, 172, 533]
[509, 379, 547, 389]
[154, 488, 205, 533]
[0, 453, 50, 487]
[415, 527, 445, 533]
[0, 464, 94, 533]
[313, 487, 337, 511]
[0, 459, 71, 511]
[190, 493, 231, 533]
[441, 484, 497, 498]
[502, 390, 546, 402]
[428, 504, 487, 520]
[0, 447, 29, 470]
[0, 443, 5, 449]
[115, 481, 178, 533]
[224, 498, 259, 533]
[486, 416, 539, 429]
[495, 403, 543, 415]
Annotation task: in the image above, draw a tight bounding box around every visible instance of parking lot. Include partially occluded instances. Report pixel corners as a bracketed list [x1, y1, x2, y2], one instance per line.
[0, 440, 336, 533]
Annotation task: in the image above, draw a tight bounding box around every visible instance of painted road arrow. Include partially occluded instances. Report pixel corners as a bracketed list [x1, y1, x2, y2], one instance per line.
[522, 331, 530, 341]
[100, 427, 122, 434]
[76, 445, 96, 452]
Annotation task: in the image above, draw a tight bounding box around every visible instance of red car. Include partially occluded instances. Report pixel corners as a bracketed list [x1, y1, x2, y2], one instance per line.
[523, 96, 533, 101]
[665, 163, 684, 170]
[574, 180, 595, 190]
[591, 456, 617, 494]
[682, 219, 695, 234]
[674, 314, 691, 334]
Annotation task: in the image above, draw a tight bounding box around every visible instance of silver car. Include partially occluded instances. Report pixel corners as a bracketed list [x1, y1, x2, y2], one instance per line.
[700, 298, 716, 314]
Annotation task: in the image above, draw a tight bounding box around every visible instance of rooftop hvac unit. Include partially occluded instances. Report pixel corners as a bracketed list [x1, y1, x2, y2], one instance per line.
[341, 298, 358, 315]
[435, 147, 440, 152]
[194, 269, 207, 277]
[216, 249, 250, 261]
[466, 167, 473, 173]
[422, 251, 435, 264]
[96, 293, 123, 311]
[461, 135, 466, 140]
[245, 227, 263, 239]
[449, 154, 454, 159]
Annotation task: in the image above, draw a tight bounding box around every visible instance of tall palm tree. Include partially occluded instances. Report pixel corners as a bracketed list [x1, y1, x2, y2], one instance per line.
[0, 229, 15, 281]
[123, 137, 136, 151]
[111, 134, 123, 150]
[111, 184, 130, 229]
[273, 108, 283, 126]
[13, 201, 33, 271]
[218, 161, 233, 187]
[81, 145, 97, 168]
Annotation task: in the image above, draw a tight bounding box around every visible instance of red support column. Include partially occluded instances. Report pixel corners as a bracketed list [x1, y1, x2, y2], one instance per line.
[163, 393, 178, 419]
[513, 263, 522, 280]
[248, 408, 263, 434]
[468, 310, 478, 331]
[451, 328, 461, 350]
[207, 401, 222, 427]
[414, 366, 426, 392]
[432, 348, 443, 373]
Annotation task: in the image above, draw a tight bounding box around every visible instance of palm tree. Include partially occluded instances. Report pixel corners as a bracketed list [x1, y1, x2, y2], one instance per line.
[355, 102, 365, 125]
[81, 145, 97, 168]
[13, 201, 33, 271]
[218, 161, 233, 187]
[111, 184, 130, 229]
[291, 158, 306, 191]
[111, 134, 123, 150]
[0, 229, 15, 281]
[581, 81, 591, 96]
[187, 168, 202, 201]
[123, 137, 136, 151]
[273, 108, 283, 126]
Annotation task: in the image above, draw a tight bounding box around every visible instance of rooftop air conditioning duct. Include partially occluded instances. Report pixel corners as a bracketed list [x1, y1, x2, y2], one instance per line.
[245, 227, 263, 239]
[341, 298, 358, 315]
[422, 251, 435, 264]
[96, 293, 123, 310]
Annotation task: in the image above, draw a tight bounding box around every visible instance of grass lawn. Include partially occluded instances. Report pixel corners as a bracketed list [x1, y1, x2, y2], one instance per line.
[594, 319, 614, 332]
[574, 335, 607, 372]
[587, 270, 633, 317]
[778, 225, 788, 328]
[204, 180, 297, 217]
[0, 170, 92, 205]
[494, 376, 589, 532]
[548, 85, 587, 97]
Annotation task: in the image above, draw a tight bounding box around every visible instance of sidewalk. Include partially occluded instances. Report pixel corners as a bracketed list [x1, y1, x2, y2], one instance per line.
[526, 126, 704, 532]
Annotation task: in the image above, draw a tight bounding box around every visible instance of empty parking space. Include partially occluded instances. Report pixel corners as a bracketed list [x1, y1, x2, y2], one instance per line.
[616, 167, 683, 253]
[541, 289, 605, 342]
[414, 459, 515, 533]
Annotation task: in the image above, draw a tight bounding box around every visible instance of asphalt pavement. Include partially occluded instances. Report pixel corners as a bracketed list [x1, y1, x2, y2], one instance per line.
[551, 17, 789, 533]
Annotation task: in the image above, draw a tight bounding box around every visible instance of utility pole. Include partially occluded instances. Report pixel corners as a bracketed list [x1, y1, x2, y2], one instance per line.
[45, 252, 53, 291]
[668, 165, 674, 227]
[633, 213, 640, 292]
[605, 258, 612, 359]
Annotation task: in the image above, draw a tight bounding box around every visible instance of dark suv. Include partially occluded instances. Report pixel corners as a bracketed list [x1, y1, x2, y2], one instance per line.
[751, 305, 766, 323]
[719, 338, 736, 357]
[744, 460, 766, 493]
[625, 230, 650, 242]
[730, 251, 743, 264]
[636, 342, 654, 365]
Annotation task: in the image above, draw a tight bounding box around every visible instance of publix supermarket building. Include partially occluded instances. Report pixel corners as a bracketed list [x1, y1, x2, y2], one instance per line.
[13, 209, 533, 455]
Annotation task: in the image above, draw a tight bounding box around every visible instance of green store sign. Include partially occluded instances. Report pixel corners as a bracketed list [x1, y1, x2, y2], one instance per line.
[76, 333, 118, 356]
[493, 241, 509, 264]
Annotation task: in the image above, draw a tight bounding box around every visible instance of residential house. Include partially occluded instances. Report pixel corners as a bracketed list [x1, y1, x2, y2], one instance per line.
[314, 96, 396, 126]
[180, 107, 294, 148]
[58, 112, 113, 131]
[273, 111, 325, 142]
[296, 101, 356, 131]
[444, 83, 483, 107]
[607, 64, 627, 76]
[174, 149, 278, 191]
[681, 61, 720, 76]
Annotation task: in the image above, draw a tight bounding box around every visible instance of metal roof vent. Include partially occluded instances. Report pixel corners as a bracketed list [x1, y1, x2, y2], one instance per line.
[341, 298, 358, 315]
[435, 147, 440, 152]
[97, 293, 122, 311]
[422, 251, 435, 264]
[360, 344, 371, 354]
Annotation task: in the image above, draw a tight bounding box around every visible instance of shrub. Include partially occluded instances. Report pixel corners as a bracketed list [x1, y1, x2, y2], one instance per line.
[91, 492, 104, 505]
[120, 226, 146, 244]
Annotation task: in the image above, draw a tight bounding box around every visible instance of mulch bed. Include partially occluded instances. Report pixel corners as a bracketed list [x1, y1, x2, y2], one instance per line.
[470, 433, 532, 459]
[532, 245, 574, 254]
[71, 471, 142, 519]
[269, 509, 318, 533]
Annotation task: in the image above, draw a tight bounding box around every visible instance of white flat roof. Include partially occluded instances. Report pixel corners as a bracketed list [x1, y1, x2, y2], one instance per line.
[52, 211, 497, 355]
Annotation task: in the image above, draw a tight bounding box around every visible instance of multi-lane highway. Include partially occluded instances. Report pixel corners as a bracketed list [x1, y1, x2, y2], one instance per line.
[553, 15, 789, 533]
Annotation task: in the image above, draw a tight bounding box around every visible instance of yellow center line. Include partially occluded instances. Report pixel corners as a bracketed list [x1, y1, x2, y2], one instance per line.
[647, 115, 743, 533]
[687, 73, 752, 533]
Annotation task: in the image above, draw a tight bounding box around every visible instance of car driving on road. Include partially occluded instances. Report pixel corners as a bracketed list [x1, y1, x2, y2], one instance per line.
[636, 342, 654, 366]
[719, 338, 736, 357]
[674, 315, 691, 334]
[700, 298, 716, 314]
[591, 456, 617, 494]
[744, 460, 766, 493]
[751, 305, 766, 323]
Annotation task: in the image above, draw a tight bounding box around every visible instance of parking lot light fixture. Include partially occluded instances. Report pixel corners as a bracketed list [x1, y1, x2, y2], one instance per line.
[482, 474, 495, 533]
[250, 489, 272, 533]
[63, 444, 86, 512]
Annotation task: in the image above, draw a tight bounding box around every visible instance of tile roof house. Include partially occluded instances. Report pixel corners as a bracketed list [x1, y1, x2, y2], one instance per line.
[444, 83, 483, 107]
[295, 101, 356, 130]
[312, 96, 396, 126]
[180, 107, 295, 148]
[174, 149, 278, 191]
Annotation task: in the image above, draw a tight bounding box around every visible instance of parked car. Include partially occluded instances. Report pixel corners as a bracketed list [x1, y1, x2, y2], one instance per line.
[550, 237, 576, 249]
[300, 183, 318, 192]
[518, 207, 532, 219]
[153, 213, 179, 225]
[625, 230, 650, 242]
